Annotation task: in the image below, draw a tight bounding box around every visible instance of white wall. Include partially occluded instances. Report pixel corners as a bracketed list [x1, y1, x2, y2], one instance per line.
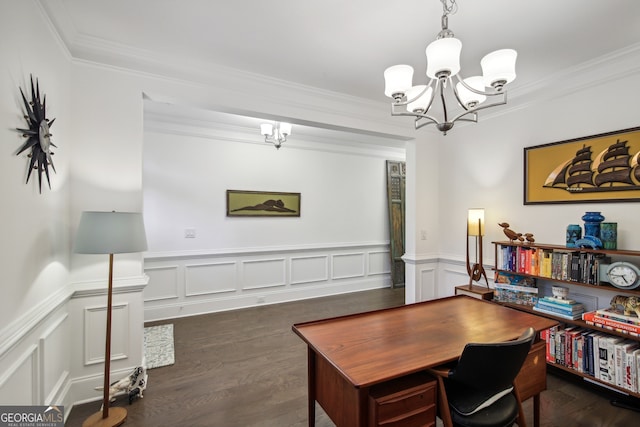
[415, 56, 640, 300]
[0, 0, 73, 408]
[0, 2, 148, 413]
[142, 108, 405, 319]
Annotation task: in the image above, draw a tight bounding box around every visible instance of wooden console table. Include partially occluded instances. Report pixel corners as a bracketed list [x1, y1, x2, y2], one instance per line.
[293, 295, 557, 427]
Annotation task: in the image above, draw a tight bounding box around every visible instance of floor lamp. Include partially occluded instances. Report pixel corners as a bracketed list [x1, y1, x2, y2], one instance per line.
[75, 211, 147, 427]
[466, 208, 489, 288]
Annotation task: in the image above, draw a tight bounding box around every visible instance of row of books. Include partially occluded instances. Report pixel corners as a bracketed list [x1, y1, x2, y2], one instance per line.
[492, 272, 538, 306]
[497, 245, 610, 285]
[541, 325, 640, 392]
[533, 296, 585, 320]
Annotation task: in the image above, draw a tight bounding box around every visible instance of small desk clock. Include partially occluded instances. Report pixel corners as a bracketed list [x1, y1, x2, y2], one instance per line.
[601, 261, 640, 290]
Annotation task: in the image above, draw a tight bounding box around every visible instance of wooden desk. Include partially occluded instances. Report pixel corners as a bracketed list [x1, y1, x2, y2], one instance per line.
[292, 295, 557, 427]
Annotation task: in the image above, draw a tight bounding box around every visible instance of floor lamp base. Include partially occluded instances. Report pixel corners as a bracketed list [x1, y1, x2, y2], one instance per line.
[82, 407, 127, 427]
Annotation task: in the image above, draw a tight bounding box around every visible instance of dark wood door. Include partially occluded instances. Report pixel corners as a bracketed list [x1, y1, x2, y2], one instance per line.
[386, 160, 405, 287]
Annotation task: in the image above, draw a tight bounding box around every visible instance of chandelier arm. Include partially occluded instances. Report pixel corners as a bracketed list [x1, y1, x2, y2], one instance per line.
[421, 79, 439, 116]
[449, 114, 478, 125]
[453, 75, 496, 97]
[391, 105, 440, 130]
[388, 81, 436, 108]
[439, 78, 449, 123]
[449, 92, 508, 124]
[415, 118, 439, 130]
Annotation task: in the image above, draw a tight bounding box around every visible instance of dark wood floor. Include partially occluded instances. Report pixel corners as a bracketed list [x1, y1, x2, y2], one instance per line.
[66, 288, 640, 426]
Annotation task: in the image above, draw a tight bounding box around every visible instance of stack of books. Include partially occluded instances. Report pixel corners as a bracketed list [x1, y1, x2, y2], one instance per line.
[583, 308, 640, 337]
[533, 296, 585, 320]
[493, 272, 537, 306]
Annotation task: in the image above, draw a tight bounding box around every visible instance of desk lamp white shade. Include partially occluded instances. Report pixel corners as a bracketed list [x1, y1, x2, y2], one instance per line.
[467, 208, 485, 236]
[74, 211, 147, 427]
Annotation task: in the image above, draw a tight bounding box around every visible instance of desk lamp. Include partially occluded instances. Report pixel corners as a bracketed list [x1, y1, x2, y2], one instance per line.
[75, 211, 147, 427]
[466, 208, 489, 288]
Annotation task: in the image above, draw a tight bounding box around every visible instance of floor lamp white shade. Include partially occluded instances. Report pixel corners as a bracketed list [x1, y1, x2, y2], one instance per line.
[75, 211, 147, 427]
[75, 211, 148, 254]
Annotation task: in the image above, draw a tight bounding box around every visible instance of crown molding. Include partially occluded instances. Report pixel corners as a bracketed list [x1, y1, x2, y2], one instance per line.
[39, 2, 640, 139]
[144, 103, 407, 158]
[477, 42, 640, 122]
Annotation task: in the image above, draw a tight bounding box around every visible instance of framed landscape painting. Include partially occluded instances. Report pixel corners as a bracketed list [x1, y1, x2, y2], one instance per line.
[226, 190, 301, 217]
[524, 126, 640, 205]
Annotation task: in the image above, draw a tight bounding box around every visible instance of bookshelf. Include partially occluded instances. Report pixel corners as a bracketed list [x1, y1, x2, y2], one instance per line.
[492, 241, 640, 399]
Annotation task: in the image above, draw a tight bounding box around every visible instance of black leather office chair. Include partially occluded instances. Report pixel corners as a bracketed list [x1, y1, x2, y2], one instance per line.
[428, 327, 536, 427]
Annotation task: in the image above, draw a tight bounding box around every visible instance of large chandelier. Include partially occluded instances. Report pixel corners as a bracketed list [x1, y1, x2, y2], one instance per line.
[383, 0, 517, 135]
[260, 122, 292, 149]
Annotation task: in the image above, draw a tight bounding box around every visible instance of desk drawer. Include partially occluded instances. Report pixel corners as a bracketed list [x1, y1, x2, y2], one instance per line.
[515, 340, 546, 401]
[369, 373, 436, 427]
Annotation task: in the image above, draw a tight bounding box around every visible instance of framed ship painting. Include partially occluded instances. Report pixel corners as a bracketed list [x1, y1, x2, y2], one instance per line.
[226, 190, 301, 217]
[524, 127, 640, 204]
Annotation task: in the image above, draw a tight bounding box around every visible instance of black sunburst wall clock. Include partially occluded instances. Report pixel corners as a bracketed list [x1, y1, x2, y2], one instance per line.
[15, 75, 57, 193]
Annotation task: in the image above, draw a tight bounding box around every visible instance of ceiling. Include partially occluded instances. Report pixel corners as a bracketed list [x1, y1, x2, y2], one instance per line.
[40, 0, 640, 144]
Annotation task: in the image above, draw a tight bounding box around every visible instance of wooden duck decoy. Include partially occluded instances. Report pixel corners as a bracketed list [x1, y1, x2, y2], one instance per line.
[498, 222, 523, 243]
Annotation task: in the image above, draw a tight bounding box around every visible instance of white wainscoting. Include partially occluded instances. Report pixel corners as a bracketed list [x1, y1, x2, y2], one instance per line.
[0, 287, 72, 408]
[39, 313, 70, 405]
[83, 303, 130, 365]
[143, 243, 392, 321]
[404, 256, 491, 303]
[0, 279, 147, 418]
[0, 344, 39, 405]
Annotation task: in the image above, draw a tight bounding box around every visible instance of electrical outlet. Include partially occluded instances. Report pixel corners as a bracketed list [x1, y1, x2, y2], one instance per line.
[420, 230, 427, 240]
[184, 228, 196, 238]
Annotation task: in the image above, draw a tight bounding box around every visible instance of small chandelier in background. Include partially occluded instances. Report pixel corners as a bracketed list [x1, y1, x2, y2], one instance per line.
[383, 0, 517, 135]
[260, 122, 292, 149]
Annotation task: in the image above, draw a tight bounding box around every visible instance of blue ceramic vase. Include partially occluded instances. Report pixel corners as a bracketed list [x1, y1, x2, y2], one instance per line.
[600, 222, 617, 250]
[582, 211, 605, 238]
[566, 224, 582, 248]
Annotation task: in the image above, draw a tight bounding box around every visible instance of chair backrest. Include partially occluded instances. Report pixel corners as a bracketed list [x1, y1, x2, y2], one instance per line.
[449, 327, 535, 397]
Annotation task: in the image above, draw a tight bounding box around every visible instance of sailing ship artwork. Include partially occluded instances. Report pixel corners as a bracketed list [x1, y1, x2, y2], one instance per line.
[524, 127, 640, 204]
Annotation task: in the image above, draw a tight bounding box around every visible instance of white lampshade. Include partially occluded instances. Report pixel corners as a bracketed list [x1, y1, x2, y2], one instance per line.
[467, 208, 485, 237]
[75, 211, 148, 254]
[260, 123, 273, 136]
[279, 122, 292, 136]
[426, 37, 462, 78]
[405, 85, 433, 113]
[456, 76, 487, 107]
[481, 49, 517, 88]
[384, 65, 414, 98]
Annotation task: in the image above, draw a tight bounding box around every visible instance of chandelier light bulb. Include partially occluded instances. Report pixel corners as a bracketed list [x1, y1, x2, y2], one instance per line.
[406, 85, 433, 113]
[456, 76, 487, 107]
[481, 49, 517, 89]
[426, 37, 462, 79]
[260, 123, 273, 137]
[384, 65, 414, 99]
[279, 122, 292, 136]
